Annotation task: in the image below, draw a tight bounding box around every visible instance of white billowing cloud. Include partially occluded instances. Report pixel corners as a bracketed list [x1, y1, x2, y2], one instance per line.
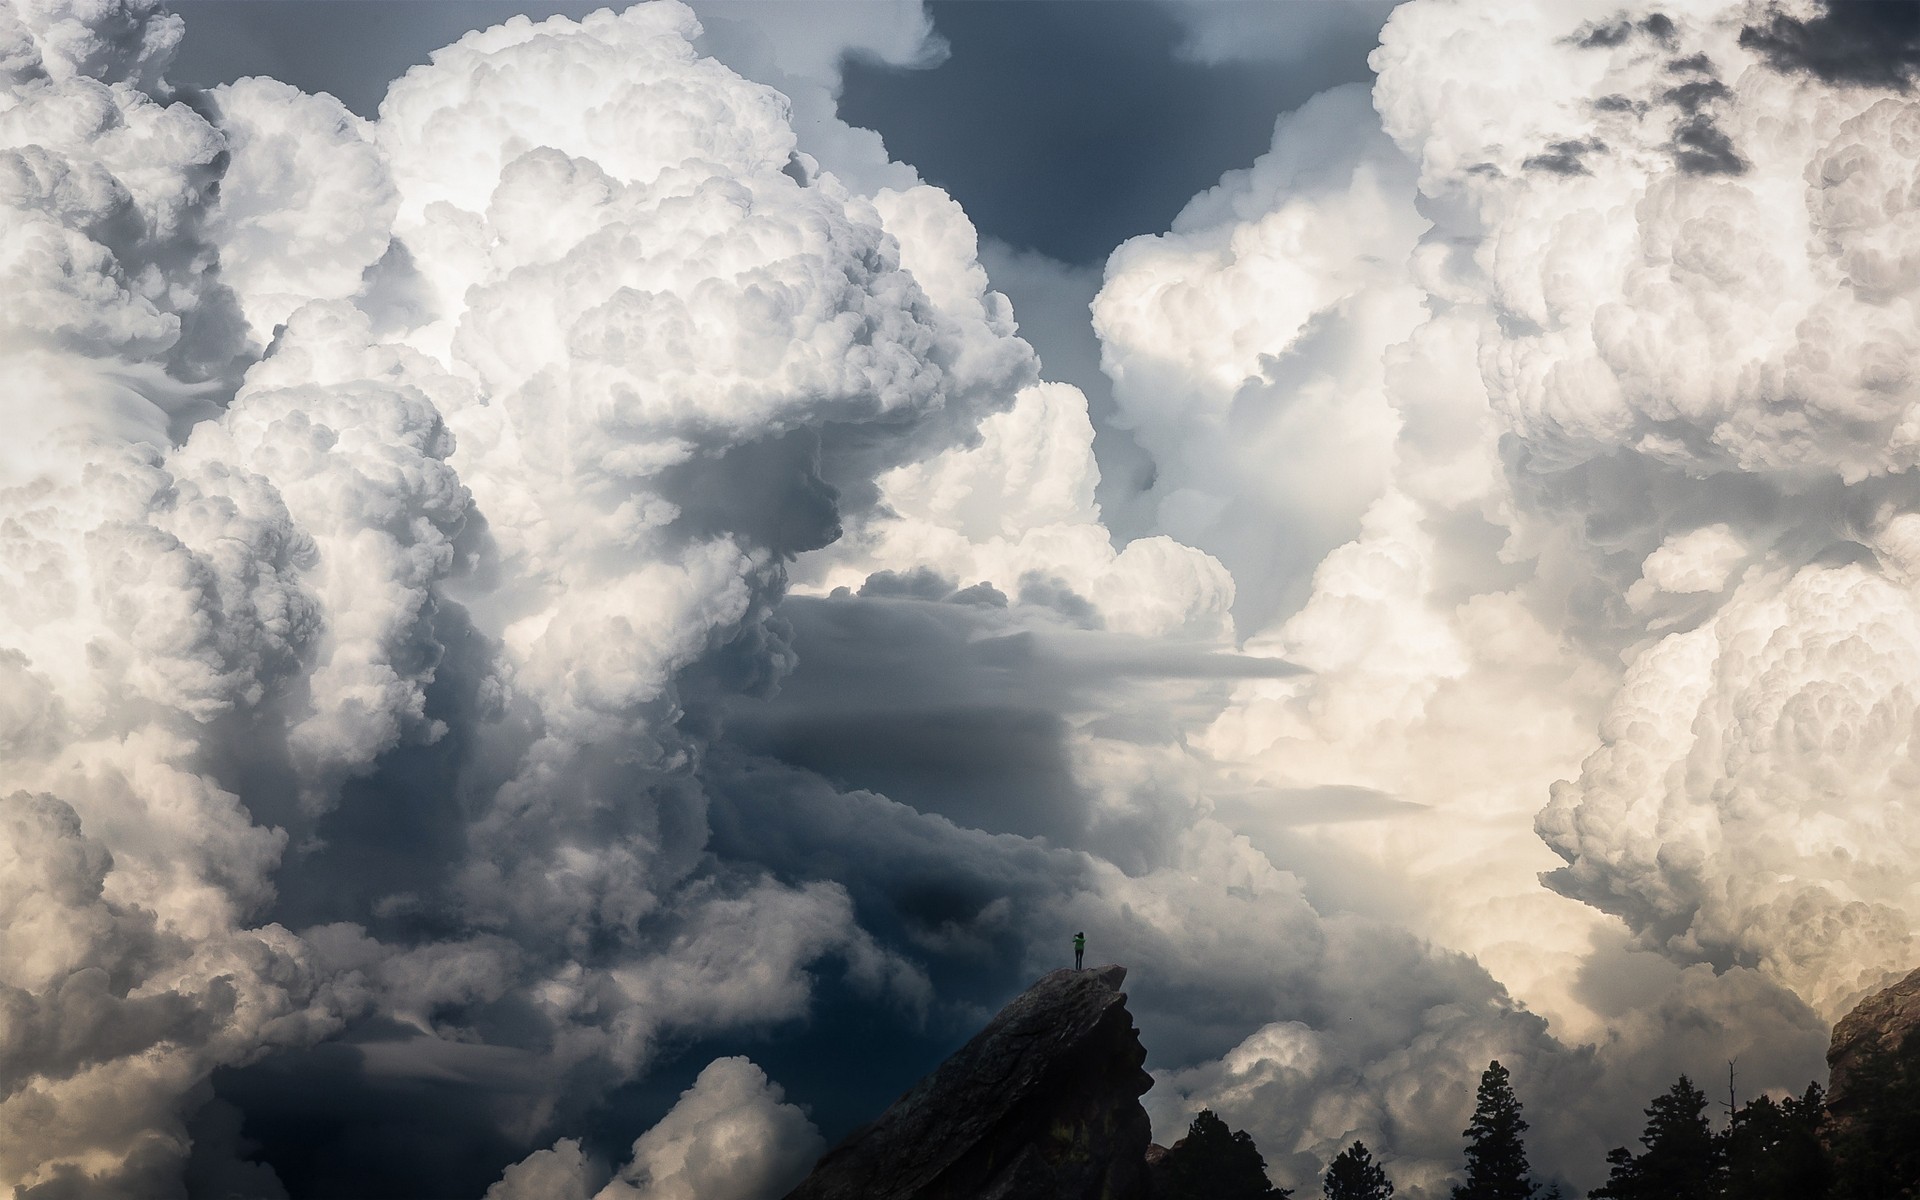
[807, 379, 1237, 639]
[1, 0, 181, 90]
[0, 6, 239, 459]
[1626, 523, 1746, 609]
[0, 759, 326, 1194]
[0, 3, 347, 1190]
[1071, 818, 1583, 1179]
[172, 300, 471, 806]
[1371, 1, 1920, 485]
[0, 790, 318, 1197]
[0, 0, 982, 1188]
[352, 4, 1034, 984]
[18, 0, 1920, 1194]
[372, 3, 785, 361]
[1073, 0, 1920, 1186]
[1540, 561, 1920, 1019]
[1154, 0, 1920, 1037]
[795, 180, 1234, 639]
[1194, 489, 1619, 1047]
[186, 0, 991, 1163]
[593, 1057, 823, 1200]
[203, 77, 398, 338]
[1357, 0, 1920, 1023]
[1094, 82, 1428, 631]
[488, 1057, 821, 1200]
[377, 4, 764, 223]
[485, 1138, 600, 1200]
[0, 294, 460, 1200]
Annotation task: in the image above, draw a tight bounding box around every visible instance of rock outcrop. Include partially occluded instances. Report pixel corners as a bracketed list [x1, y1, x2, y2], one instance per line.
[782, 964, 1154, 1200]
[1828, 964, 1920, 1127]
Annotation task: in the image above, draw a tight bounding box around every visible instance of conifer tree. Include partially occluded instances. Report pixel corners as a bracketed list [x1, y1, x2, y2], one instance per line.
[1324, 1140, 1394, 1200]
[1451, 1060, 1537, 1200]
[1154, 1109, 1293, 1200]
[1721, 1084, 1828, 1200]
[1590, 1075, 1719, 1200]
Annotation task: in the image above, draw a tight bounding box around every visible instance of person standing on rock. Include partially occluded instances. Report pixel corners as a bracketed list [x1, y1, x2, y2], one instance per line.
[1074, 931, 1086, 970]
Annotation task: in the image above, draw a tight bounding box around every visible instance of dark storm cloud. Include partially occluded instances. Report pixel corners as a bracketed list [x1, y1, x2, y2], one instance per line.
[721, 593, 1296, 852]
[701, 731, 1572, 1132]
[854, 566, 967, 601]
[1592, 93, 1646, 113]
[698, 750, 1092, 1137]
[1571, 12, 1676, 50]
[1741, 0, 1920, 90]
[197, 579, 1293, 1196]
[839, 1, 1384, 263]
[1671, 114, 1748, 175]
[251, 598, 501, 939]
[737, 702, 1085, 843]
[1663, 77, 1731, 112]
[658, 429, 844, 560]
[1523, 137, 1607, 176]
[202, 1038, 528, 1200]
[1559, 6, 1772, 189]
[705, 751, 1080, 969]
[181, 1100, 290, 1200]
[1013, 575, 1099, 627]
[1660, 73, 1747, 176]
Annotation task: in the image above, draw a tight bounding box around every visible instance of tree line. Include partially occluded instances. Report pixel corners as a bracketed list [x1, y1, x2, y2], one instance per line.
[1152, 1025, 1920, 1199]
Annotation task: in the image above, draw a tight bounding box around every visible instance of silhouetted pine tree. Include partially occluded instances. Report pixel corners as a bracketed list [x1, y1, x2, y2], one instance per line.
[1589, 1075, 1719, 1200]
[1721, 1084, 1828, 1200]
[1324, 1140, 1393, 1200]
[1831, 1028, 1920, 1200]
[1451, 1060, 1538, 1200]
[1155, 1109, 1293, 1200]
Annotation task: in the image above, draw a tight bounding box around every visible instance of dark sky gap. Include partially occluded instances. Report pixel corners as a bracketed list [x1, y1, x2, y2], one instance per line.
[838, 0, 1381, 262]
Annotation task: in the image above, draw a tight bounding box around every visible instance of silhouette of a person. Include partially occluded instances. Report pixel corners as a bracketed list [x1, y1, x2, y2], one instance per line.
[1073, 931, 1086, 970]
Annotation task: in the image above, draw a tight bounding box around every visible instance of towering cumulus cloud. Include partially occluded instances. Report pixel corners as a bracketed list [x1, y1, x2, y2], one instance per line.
[1094, 81, 1426, 632]
[15, 0, 1920, 1195]
[0, 0, 1017, 1191]
[0, 0, 1277, 1194]
[1362, 0, 1920, 1022]
[1078, 0, 1920, 1186]
[0, 2, 335, 1194]
[0, 0, 1576, 1194]
[1066, 0, 1920, 1189]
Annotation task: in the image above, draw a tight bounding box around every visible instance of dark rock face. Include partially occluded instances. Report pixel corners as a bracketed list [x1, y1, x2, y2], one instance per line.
[1828, 964, 1920, 1126]
[783, 964, 1154, 1200]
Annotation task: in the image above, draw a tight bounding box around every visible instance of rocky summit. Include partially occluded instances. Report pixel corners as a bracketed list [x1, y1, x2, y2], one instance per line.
[1828, 964, 1920, 1127]
[782, 964, 1154, 1200]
